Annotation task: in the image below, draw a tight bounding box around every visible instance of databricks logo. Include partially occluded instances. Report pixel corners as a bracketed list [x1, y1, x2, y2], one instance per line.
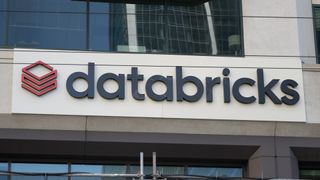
[21, 61, 58, 96]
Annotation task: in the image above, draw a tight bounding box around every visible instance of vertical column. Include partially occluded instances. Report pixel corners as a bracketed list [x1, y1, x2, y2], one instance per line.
[248, 142, 300, 179]
[275, 137, 300, 178]
[276, 150, 299, 178]
[296, 0, 316, 64]
[247, 147, 277, 179]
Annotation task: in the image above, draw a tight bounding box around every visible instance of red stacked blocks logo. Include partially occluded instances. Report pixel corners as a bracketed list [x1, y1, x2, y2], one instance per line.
[21, 61, 58, 96]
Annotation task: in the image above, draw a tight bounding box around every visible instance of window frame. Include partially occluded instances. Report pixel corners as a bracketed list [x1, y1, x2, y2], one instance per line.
[1, 0, 245, 57]
[313, 5, 320, 63]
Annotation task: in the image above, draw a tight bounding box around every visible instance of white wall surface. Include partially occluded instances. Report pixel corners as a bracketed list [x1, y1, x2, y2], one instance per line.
[243, 0, 316, 63]
[11, 49, 306, 122]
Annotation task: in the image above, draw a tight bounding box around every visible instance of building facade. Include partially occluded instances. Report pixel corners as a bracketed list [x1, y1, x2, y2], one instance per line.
[1, 0, 320, 179]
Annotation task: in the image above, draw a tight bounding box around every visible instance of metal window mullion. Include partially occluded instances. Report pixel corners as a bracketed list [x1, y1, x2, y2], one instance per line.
[164, 1, 169, 54]
[8, 161, 11, 180]
[184, 165, 188, 176]
[68, 162, 71, 180]
[86, 0, 90, 50]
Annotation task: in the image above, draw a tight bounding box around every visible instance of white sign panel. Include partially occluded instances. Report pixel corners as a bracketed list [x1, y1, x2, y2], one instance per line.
[12, 48, 306, 122]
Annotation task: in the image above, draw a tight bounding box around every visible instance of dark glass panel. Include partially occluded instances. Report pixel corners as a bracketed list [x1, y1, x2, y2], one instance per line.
[90, 1, 126, 14]
[8, 0, 86, 13]
[89, 0, 165, 14]
[314, 7, 320, 63]
[108, 13, 130, 52]
[166, 1, 207, 16]
[130, 165, 184, 175]
[0, 163, 8, 180]
[90, 1, 111, 13]
[167, 13, 212, 55]
[0, 12, 6, 46]
[11, 163, 68, 180]
[71, 164, 127, 180]
[300, 169, 320, 180]
[2, 0, 243, 56]
[187, 167, 242, 178]
[7, 11, 86, 50]
[0, 0, 8, 10]
[135, 14, 166, 53]
[211, 1, 242, 56]
[0, 0, 7, 47]
[135, 3, 165, 15]
[89, 13, 110, 51]
[166, 0, 242, 56]
[209, 0, 241, 16]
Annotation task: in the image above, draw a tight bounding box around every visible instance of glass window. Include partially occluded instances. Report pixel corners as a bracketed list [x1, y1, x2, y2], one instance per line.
[89, 0, 242, 55]
[0, 0, 7, 47]
[314, 6, 320, 63]
[89, 13, 110, 51]
[71, 164, 127, 180]
[130, 165, 184, 175]
[2, 0, 243, 56]
[0, 12, 6, 47]
[0, 163, 8, 180]
[11, 163, 68, 180]
[8, 0, 86, 13]
[0, 0, 8, 10]
[89, 2, 110, 51]
[300, 169, 320, 180]
[187, 166, 243, 178]
[0, 162, 245, 180]
[7, 0, 86, 50]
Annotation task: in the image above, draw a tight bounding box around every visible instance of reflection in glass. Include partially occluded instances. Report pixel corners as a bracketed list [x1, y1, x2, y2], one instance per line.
[0, 0, 8, 46]
[187, 167, 242, 178]
[6, 0, 86, 50]
[11, 163, 68, 180]
[71, 164, 127, 180]
[0, 0, 8, 10]
[300, 169, 320, 180]
[0, 163, 8, 180]
[130, 166, 184, 175]
[7, 0, 86, 13]
[7, 11, 86, 50]
[106, 0, 242, 55]
[0, 12, 6, 47]
[0, 162, 245, 180]
[2, 0, 243, 56]
[90, 14, 110, 51]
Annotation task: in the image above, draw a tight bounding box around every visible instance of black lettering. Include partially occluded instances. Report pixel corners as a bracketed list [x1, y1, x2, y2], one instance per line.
[206, 77, 221, 102]
[223, 68, 231, 103]
[281, 79, 300, 105]
[97, 73, 125, 99]
[127, 67, 145, 100]
[146, 75, 173, 101]
[176, 66, 204, 102]
[257, 69, 282, 104]
[232, 78, 256, 104]
[66, 62, 95, 99]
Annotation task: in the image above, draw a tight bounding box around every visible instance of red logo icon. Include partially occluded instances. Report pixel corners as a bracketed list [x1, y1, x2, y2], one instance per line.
[21, 61, 58, 96]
